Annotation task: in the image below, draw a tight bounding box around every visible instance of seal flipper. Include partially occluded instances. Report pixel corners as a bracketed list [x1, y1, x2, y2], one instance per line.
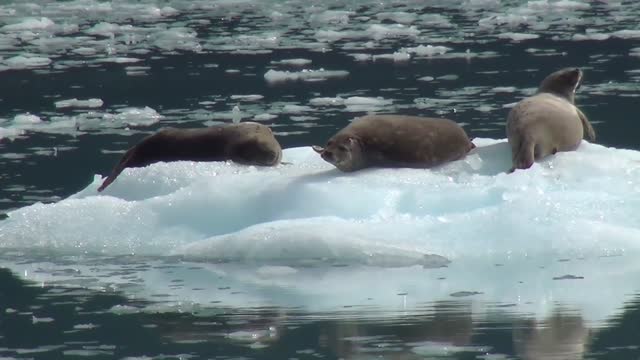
[577, 107, 596, 141]
[510, 134, 535, 172]
[97, 146, 137, 192]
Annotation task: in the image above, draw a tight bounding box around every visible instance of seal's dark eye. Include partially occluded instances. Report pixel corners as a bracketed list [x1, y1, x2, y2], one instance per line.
[338, 145, 349, 152]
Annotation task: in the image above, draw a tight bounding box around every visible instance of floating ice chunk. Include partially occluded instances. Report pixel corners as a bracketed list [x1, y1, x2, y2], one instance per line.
[438, 74, 459, 81]
[344, 96, 392, 107]
[527, 0, 590, 10]
[404, 45, 451, 57]
[104, 107, 161, 127]
[612, 30, 640, 39]
[350, 53, 372, 61]
[253, 113, 277, 121]
[153, 27, 201, 52]
[572, 33, 610, 41]
[373, 51, 411, 62]
[233, 33, 281, 49]
[4, 55, 52, 69]
[85, 22, 124, 36]
[498, 32, 539, 41]
[367, 24, 420, 40]
[72, 47, 98, 56]
[271, 58, 312, 66]
[492, 86, 517, 93]
[13, 113, 42, 125]
[315, 29, 357, 42]
[0, 127, 25, 139]
[282, 104, 312, 113]
[230, 95, 264, 102]
[96, 57, 142, 64]
[231, 105, 241, 124]
[2, 17, 54, 31]
[344, 96, 392, 112]
[475, 105, 495, 113]
[55, 98, 104, 109]
[418, 76, 435, 82]
[309, 97, 345, 106]
[264, 69, 349, 83]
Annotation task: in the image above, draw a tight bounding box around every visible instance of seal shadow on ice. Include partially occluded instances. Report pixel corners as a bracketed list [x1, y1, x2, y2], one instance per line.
[97, 122, 283, 192]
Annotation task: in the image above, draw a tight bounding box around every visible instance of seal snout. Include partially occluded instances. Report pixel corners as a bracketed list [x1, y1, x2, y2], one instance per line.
[320, 149, 334, 162]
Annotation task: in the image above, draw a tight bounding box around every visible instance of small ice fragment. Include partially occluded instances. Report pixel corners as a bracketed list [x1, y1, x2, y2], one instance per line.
[232, 106, 241, 124]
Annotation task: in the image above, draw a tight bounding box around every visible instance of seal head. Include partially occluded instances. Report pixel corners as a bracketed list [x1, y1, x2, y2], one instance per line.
[312, 135, 366, 172]
[537, 67, 582, 104]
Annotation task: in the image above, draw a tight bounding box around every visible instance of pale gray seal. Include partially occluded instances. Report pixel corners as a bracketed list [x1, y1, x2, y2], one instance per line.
[312, 114, 475, 172]
[506, 67, 596, 172]
[98, 122, 282, 192]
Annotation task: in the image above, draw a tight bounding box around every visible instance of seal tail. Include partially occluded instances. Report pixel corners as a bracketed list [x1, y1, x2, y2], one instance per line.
[97, 147, 136, 192]
[509, 135, 535, 173]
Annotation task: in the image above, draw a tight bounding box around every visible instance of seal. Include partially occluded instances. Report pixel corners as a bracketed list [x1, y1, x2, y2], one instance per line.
[97, 122, 282, 192]
[506, 67, 596, 172]
[312, 114, 475, 172]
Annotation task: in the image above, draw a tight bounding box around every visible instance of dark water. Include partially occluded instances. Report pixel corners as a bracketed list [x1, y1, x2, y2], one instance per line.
[1, 1, 640, 358]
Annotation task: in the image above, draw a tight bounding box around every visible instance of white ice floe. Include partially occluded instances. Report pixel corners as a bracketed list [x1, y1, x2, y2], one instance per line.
[372, 51, 411, 62]
[403, 45, 452, 57]
[1, 139, 640, 320]
[271, 58, 312, 66]
[104, 106, 162, 127]
[54, 98, 104, 109]
[1, 17, 55, 31]
[263, 69, 349, 83]
[3, 55, 52, 69]
[13, 113, 42, 125]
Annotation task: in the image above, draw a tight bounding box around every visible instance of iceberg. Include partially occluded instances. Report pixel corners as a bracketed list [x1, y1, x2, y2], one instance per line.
[0, 138, 639, 320]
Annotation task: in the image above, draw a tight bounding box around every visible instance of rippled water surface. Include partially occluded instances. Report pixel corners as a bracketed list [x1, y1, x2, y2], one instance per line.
[1, 0, 640, 359]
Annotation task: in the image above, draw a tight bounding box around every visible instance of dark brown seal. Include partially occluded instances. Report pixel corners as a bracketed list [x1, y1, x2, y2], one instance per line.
[506, 67, 596, 172]
[98, 122, 282, 192]
[312, 114, 475, 172]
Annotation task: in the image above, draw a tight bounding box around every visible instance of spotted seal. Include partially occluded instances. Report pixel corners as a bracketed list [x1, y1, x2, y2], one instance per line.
[98, 122, 282, 192]
[506, 67, 596, 172]
[312, 114, 475, 172]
